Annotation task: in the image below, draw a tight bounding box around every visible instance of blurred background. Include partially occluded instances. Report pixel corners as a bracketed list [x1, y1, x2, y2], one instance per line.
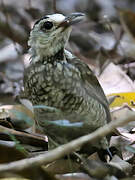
[1, 1, 135, 178]
[1, 0, 135, 104]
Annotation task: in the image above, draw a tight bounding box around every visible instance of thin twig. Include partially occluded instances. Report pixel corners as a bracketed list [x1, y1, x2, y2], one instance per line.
[0, 125, 46, 142]
[52, 0, 57, 13]
[28, 0, 32, 8]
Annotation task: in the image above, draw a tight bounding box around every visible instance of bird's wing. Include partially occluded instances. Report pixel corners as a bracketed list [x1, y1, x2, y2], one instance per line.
[67, 57, 111, 123]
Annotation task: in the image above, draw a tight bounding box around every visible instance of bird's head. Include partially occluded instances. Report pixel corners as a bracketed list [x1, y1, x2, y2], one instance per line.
[28, 13, 85, 59]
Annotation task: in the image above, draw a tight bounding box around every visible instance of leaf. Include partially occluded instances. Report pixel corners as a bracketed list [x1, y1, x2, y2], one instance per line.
[0, 140, 27, 163]
[0, 105, 34, 130]
[118, 8, 135, 40]
[108, 92, 135, 108]
[125, 145, 135, 154]
[99, 63, 134, 95]
[109, 155, 132, 174]
[33, 105, 61, 113]
[8, 134, 28, 155]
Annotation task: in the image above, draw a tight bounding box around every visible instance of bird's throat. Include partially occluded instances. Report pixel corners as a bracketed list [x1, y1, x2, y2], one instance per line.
[30, 47, 65, 64]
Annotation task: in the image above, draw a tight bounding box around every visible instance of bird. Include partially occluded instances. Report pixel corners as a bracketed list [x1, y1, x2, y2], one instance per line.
[22, 13, 111, 154]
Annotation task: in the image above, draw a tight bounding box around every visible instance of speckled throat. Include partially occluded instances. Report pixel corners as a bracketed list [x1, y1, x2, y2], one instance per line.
[29, 48, 66, 64]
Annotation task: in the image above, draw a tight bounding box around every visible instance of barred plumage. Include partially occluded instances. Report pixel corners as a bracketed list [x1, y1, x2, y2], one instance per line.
[22, 13, 111, 152]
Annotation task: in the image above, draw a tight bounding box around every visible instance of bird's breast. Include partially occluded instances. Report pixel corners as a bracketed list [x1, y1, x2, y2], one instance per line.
[24, 61, 80, 106]
[24, 60, 107, 127]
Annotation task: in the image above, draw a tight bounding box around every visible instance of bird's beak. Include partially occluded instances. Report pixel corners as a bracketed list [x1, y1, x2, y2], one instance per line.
[58, 13, 85, 28]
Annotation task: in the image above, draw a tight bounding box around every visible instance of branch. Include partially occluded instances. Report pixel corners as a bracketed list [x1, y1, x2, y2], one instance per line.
[0, 125, 47, 148]
[52, 0, 58, 13]
[0, 109, 135, 173]
[0, 125, 45, 141]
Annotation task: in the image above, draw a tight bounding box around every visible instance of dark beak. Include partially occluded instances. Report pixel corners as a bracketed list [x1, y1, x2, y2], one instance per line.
[58, 13, 85, 28]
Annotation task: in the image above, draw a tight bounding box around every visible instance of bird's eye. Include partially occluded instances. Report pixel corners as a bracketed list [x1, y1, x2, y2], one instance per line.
[41, 21, 53, 30]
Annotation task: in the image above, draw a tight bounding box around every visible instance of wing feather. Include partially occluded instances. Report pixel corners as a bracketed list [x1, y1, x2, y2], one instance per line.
[67, 57, 111, 123]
